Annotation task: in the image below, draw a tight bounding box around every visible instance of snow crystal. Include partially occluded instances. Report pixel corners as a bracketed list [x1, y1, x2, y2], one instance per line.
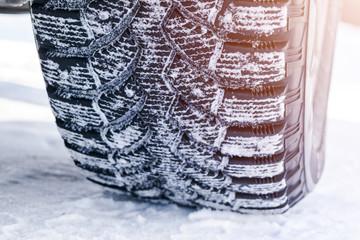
[59, 70, 69, 80]
[125, 87, 135, 98]
[98, 11, 110, 21]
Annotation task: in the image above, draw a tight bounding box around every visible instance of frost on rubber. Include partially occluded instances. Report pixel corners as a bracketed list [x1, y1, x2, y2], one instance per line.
[30, 0, 324, 213]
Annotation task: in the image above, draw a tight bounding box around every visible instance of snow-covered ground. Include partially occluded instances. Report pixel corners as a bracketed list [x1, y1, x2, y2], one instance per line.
[1, 13, 360, 240]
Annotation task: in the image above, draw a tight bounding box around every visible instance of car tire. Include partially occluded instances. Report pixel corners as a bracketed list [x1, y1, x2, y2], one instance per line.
[30, 0, 339, 213]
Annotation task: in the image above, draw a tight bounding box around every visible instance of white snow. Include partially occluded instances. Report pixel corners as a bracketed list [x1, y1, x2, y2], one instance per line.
[224, 162, 285, 179]
[216, 51, 286, 86]
[98, 11, 110, 21]
[218, 4, 287, 35]
[221, 134, 283, 157]
[1, 13, 360, 240]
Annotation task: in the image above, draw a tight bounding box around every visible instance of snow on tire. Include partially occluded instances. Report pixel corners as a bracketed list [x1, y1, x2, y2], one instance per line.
[30, 0, 336, 213]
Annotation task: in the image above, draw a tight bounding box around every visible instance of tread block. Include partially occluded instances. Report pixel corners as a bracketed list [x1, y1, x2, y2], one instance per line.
[164, 9, 218, 68]
[217, 3, 288, 35]
[224, 161, 284, 178]
[218, 90, 285, 125]
[40, 0, 90, 10]
[98, 78, 146, 123]
[69, 149, 116, 177]
[175, 135, 223, 171]
[215, 44, 286, 88]
[113, 146, 156, 169]
[182, 168, 229, 189]
[171, 100, 225, 148]
[177, 0, 218, 23]
[48, 93, 103, 128]
[231, 179, 287, 195]
[91, 29, 139, 85]
[31, 6, 90, 48]
[58, 126, 108, 153]
[38, 52, 97, 91]
[104, 116, 151, 152]
[233, 193, 287, 209]
[166, 54, 223, 115]
[221, 133, 284, 157]
[84, 0, 137, 37]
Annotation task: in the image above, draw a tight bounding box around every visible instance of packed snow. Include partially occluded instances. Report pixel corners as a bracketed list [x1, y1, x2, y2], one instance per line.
[1, 13, 360, 240]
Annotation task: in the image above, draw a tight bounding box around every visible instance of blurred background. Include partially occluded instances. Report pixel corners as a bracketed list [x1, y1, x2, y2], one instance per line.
[342, 0, 360, 25]
[0, 1, 360, 240]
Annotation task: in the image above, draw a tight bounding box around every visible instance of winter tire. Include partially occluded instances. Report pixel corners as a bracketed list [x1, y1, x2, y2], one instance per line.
[30, 0, 339, 213]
